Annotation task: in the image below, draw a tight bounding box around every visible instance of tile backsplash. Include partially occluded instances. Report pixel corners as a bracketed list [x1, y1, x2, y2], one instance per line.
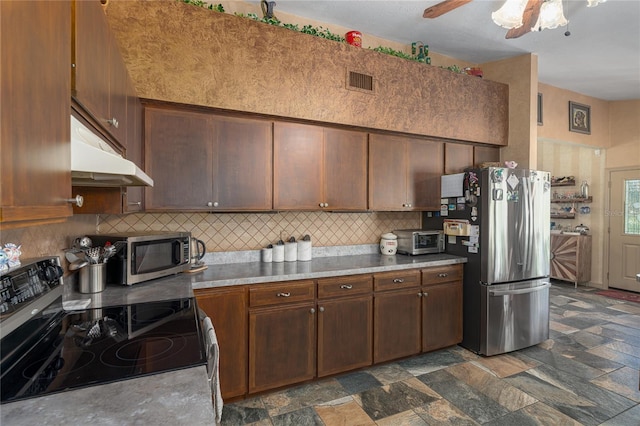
[2, 211, 420, 267]
[97, 211, 421, 252]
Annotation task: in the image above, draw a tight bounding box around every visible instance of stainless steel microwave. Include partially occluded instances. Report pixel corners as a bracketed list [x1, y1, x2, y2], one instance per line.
[88, 232, 192, 285]
[394, 229, 445, 255]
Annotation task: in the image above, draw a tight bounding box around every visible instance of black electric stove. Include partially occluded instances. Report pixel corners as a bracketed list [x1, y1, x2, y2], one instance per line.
[0, 258, 206, 404]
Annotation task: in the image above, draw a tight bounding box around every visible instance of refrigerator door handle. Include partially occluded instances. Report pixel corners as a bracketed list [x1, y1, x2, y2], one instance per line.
[488, 282, 550, 296]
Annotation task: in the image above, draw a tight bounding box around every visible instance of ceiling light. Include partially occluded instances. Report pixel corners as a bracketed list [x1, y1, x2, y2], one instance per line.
[491, 0, 529, 29]
[532, 0, 568, 32]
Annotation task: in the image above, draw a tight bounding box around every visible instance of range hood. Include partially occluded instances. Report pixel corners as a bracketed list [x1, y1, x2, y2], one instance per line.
[70, 115, 153, 187]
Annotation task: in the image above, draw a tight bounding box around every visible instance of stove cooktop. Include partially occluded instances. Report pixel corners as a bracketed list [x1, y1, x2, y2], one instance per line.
[1, 297, 205, 403]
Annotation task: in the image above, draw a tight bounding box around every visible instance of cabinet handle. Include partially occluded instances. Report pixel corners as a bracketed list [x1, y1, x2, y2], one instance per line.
[107, 117, 119, 129]
[438, 273, 448, 278]
[392, 278, 405, 283]
[340, 284, 353, 290]
[128, 201, 142, 206]
[276, 292, 291, 297]
[67, 195, 84, 208]
[319, 306, 325, 312]
[418, 292, 423, 297]
[319, 202, 328, 208]
[207, 201, 220, 207]
[310, 308, 315, 314]
[407, 203, 412, 208]
[423, 292, 428, 297]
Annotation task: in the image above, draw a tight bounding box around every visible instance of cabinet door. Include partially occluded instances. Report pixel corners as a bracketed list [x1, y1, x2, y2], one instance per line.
[72, 0, 110, 127]
[369, 134, 408, 211]
[318, 296, 373, 377]
[324, 128, 368, 210]
[445, 143, 473, 174]
[212, 117, 272, 210]
[473, 146, 500, 166]
[408, 139, 443, 211]
[196, 287, 248, 399]
[1, 0, 72, 225]
[421, 282, 463, 352]
[107, 30, 129, 145]
[273, 122, 323, 210]
[124, 84, 144, 213]
[373, 289, 422, 363]
[144, 107, 214, 210]
[249, 303, 316, 393]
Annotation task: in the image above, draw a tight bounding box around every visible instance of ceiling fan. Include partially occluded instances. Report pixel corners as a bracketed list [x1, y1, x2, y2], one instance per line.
[423, 0, 544, 39]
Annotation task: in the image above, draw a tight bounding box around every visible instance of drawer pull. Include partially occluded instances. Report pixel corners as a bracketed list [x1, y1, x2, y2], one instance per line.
[277, 292, 291, 297]
[340, 284, 353, 290]
[438, 273, 448, 278]
[393, 278, 405, 283]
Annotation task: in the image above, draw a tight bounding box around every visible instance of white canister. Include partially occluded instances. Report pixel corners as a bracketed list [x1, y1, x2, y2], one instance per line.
[284, 242, 297, 262]
[297, 240, 312, 261]
[380, 232, 398, 255]
[273, 244, 285, 262]
[261, 247, 273, 263]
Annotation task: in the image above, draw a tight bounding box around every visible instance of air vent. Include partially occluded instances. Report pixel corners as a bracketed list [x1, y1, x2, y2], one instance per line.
[347, 70, 375, 93]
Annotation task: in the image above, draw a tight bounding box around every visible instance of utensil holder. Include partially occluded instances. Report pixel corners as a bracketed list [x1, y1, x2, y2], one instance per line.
[79, 263, 106, 293]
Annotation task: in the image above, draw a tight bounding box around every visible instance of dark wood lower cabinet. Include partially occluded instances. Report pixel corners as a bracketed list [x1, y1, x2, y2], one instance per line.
[373, 288, 422, 363]
[249, 303, 316, 394]
[421, 281, 463, 352]
[317, 296, 372, 377]
[195, 287, 248, 400]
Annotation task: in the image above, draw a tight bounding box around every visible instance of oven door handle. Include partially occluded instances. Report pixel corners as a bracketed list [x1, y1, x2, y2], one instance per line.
[488, 282, 550, 297]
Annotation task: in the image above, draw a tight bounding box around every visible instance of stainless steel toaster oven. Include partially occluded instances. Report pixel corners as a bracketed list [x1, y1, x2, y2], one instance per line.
[394, 229, 444, 255]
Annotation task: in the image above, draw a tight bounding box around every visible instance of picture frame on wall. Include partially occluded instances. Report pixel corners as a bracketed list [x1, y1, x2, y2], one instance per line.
[537, 93, 543, 125]
[569, 101, 591, 134]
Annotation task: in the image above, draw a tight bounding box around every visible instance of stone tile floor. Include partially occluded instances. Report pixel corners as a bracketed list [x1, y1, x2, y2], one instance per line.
[221, 281, 640, 425]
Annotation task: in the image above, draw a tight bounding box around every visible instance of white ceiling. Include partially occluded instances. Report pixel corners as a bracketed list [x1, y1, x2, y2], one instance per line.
[264, 0, 640, 101]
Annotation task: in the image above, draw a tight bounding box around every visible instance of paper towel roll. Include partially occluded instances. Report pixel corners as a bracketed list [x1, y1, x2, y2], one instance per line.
[284, 242, 297, 262]
[273, 244, 284, 262]
[261, 248, 272, 263]
[297, 240, 312, 261]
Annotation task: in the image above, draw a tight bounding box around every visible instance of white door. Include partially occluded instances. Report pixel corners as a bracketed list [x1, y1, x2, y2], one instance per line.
[608, 169, 640, 292]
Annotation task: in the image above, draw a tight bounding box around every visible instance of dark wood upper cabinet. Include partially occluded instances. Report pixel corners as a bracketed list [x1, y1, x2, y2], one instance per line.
[274, 123, 367, 211]
[211, 116, 272, 211]
[369, 134, 443, 211]
[444, 143, 474, 174]
[145, 107, 215, 210]
[1, 0, 73, 227]
[72, 0, 128, 145]
[145, 106, 272, 211]
[473, 145, 501, 166]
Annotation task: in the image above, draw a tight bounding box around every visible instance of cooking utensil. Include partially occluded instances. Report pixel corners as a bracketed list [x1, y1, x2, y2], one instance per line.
[86, 247, 102, 264]
[73, 236, 92, 250]
[69, 259, 88, 271]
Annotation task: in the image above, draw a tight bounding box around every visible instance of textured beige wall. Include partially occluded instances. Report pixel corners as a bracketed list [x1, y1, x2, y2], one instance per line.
[537, 83, 610, 149]
[105, 0, 508, 145]
[482, 54, 538, 168]
[607, 100, 640, 169]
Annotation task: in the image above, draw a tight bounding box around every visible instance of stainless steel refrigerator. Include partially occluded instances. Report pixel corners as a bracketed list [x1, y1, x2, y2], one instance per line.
[441, 168, 551, 356]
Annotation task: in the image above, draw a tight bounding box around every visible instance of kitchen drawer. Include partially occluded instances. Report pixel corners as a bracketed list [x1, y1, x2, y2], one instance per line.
[421, 264, 463, 286]
[249, 280, 315, 308]
[317, 275, 373, 299]
[373, 270, 420, 291]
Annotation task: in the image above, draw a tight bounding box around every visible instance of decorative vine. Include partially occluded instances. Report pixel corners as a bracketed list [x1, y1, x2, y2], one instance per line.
[179, 1, 466, 73]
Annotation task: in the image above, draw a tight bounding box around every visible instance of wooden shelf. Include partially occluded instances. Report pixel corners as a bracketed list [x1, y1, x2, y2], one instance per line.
[551, 213, 576, 219]
[551, 197, 592, 204]
[551, 180, 576, 187]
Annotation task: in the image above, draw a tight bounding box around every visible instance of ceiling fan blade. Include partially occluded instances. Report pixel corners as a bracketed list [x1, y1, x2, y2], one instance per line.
[423, 0, 473, 18]
[505, 0, 543, 39]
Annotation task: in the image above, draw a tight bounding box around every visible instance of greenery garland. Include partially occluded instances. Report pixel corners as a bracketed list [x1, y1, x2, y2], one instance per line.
[179, 1, 466, 73]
